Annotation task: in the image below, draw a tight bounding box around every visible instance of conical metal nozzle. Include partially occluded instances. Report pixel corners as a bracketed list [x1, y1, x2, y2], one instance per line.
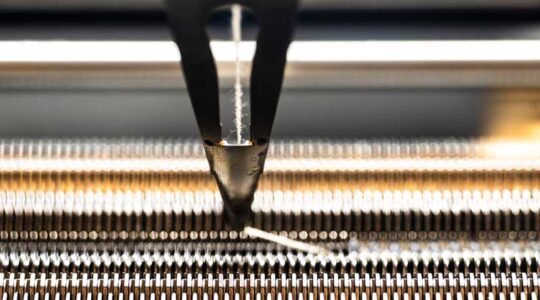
[203, 141, 269, 230]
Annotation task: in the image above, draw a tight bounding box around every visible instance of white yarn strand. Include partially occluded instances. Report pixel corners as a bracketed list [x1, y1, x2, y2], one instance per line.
[231, 5, 244, 145]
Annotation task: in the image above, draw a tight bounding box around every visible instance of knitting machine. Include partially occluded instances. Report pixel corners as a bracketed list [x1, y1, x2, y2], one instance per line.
[1, 1, 540, 299]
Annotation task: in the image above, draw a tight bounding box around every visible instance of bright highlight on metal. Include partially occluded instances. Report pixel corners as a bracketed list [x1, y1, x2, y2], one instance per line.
[3, 40, 540, 62]
[0, 138, 539, 297]
[0, 139, 539, 240]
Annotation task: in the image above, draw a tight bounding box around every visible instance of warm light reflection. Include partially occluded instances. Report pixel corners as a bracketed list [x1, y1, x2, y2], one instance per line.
[0, 139, 537, 192]
[482, 139, 540, 159]
[0, 156, 539, 172]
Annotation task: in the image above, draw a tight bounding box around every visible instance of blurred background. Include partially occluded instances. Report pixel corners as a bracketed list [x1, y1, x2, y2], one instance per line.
[0, 0, 539, 139]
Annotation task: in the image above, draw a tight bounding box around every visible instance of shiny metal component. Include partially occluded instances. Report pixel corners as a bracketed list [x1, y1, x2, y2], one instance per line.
[204, 143, 269, 229]
[6, 58, 540, 89]
[0, 241, 539, 297]
[2, 272, 538, 299]
[2, 188, 540, 241]
[0, 138, 538, 296]
[0, 240, 538, 274]
[4, 41, 540, 90]
[165, 0, 298, 228]
[0, 139, 538, 240]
